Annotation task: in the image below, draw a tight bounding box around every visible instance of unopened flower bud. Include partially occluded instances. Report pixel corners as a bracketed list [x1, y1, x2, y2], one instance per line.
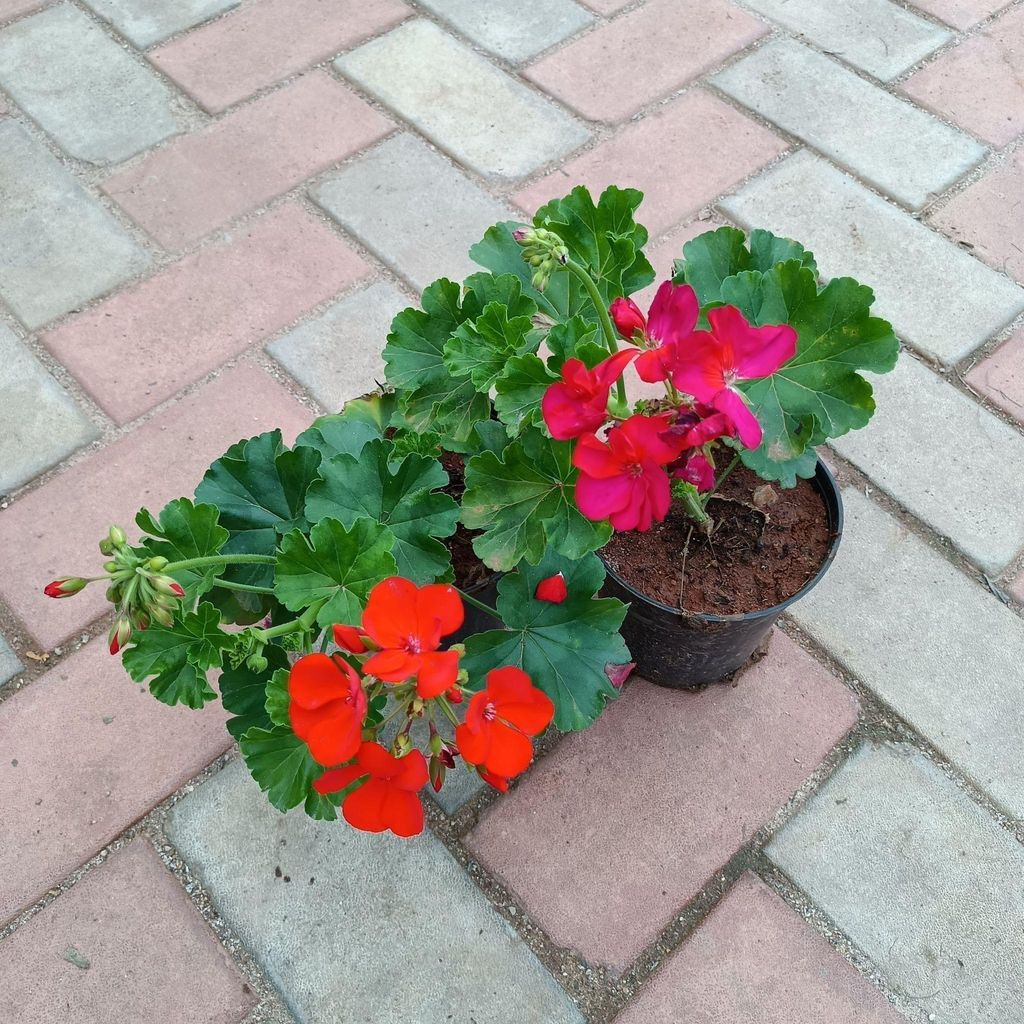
[247, 652, 269, 673]
[394, 732, 412, 756]
[150, 574, 185, 598]
[43, 576, 89, 599]
[104, 561, 119, 573]
[105, 585, 120, 603]
[429, 732, 444, 755]
[150, 604, 174, 628]
[429, 757, 445, 793]
[107, 525, 127, 548]
[447, 685, 463, 705]
[146, 556, 169, 572]
[108, 616, 132, 655]
[131, 609, 150, 631]
[99, 537, 115, 556]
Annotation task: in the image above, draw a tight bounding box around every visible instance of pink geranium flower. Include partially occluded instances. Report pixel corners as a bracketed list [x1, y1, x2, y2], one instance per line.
[572, 415, 684, 531]
[674, 452, 716, 492]
[669, 306, 797, 449]
[541, 349, 636, 441]
[609, 282, 700, 383]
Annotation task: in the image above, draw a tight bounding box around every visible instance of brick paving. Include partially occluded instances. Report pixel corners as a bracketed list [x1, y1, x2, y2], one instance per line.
[1, 1, 1023, 1022]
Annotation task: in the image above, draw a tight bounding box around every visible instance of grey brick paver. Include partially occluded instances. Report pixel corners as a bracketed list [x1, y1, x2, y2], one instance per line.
[417, 0, 593, 63]
[741, 0, 951, 80]
[337, 20, 590, 181]
[167, 761, 584, 1024]
[0, 325, 99, 493]
[713, 39, 983, 210]
[312, 134, 520, 293]
[789, 487, 1024, 819]
[769, 742, 1024, 1022]
[267, 281, 406, 412]
[0, 634, 21, 684]
[0, 4, 181, 164]
[832, 354, 1024, 573]
[721, 151, 1024, 363]
[0, 122, 149, 329]
[82, 0, 238, 48]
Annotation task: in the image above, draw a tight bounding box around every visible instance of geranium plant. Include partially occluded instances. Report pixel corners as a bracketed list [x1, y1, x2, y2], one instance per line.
[46, 185, 896, 838]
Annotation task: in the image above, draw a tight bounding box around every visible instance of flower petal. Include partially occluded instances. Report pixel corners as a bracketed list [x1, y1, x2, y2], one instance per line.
[380, 787, 424, 837]
[484, 722, 535, 778]
[416, 584, 464, 638]
[304, 704, 363, 766]
[313, 763, 364, 795]
[364, 648, 420, 682]
[575, 471, 633, 522]
[647, 281, 699, 345]
[670, 331, 728, 402]
[571, 433, 621, 480]
[708, 305, 797, 379]
[712, 388, 763, 449]
[416, 650, 461, 699]
[454, 720, 490, 766]
[288, 653, 352, 709]
[342, 778, 389, 833]
[362, 576, 419, 648]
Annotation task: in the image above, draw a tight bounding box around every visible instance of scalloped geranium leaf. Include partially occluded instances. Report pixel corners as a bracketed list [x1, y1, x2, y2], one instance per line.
[135, 497, 229, 599]
[544, 315, 603, 372]
[265, 667, 291, 728]
[461, 551, 629, 731]
[382, 278, 491, 446]
[274, 517, 397, 627]
[239, 724, 339, 818]
[470, 186, 654, 320]
[293, 402, 390, 463]
[444, 301, 538, 390]
[725, 261, 899, 486]
[494, 354, 557, 435]
[675, 226, 818, 307]
[462, 426, 611, 571]
[195, 430, 322, 590]
[219, 645, 289, 739]
[305, 439, 459, 583]
[122, 602, 227, 709]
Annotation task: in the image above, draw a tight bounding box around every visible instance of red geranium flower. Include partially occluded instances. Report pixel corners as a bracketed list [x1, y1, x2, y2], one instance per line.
[314, 742, 428, 837]
[669, 306, 797, 449]
[572, 414, 685, 531]
[541, 349, 636, 441]
[361, 577, 464, 699]
[610, 282, 700, 383]
[289, 653, 368, 767]
[675, 451, 716, 492]
[455, 667, 554, 779]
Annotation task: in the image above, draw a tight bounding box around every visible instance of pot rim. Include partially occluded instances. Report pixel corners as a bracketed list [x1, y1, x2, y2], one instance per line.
[600, 456, 844, 625]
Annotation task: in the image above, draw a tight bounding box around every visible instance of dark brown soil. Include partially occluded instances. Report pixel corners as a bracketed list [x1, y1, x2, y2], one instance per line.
[442, 451, 492, 589]
[602, 459, 832, 615]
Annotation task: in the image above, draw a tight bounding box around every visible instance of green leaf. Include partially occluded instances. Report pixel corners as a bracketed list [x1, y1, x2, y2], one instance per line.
[219, 646, 289, 739]
[462, 426, 611, 571]
[135, 498, 229, 599]
[265, 667, 291, 727]
[470, 187, 654, 320]
[275, 517, 397, 627]
[675, 226, 818, 306]
[473, 419, 512, 458]
[195, 431, 322, 589]
[391, 428, 443, 461]
[239, 724, 334, 815]
[493, 354, 556, 436]
[293, 399, 390, 462]
[544, 315, 602, 371]
[444, 301, 538, 390]
[305, 439, 459, 583]
[122, 603, 227, 708]
[462, 551, 629, 731]
[382, 279, 492, 446]
[725, 261, 899, 485]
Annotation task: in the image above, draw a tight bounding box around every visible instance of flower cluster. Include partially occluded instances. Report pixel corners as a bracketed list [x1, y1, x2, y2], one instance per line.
[542, 281, 797, 533]
[289, 576, 555, 837]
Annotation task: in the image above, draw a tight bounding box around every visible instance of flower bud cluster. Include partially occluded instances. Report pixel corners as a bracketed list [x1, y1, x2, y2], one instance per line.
[512, 226, 568, 292]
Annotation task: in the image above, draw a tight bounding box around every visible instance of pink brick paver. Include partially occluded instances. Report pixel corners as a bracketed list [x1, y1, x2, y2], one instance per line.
[0, 643, 232, 922]
[102, 71, 392, 250]
[901, 6, 1024, 148]
[616, 873, 905, 1024]
[0, 363, 311, 651]
[904, 0, 1012, 30]
[44, 204, 369, 425]
[525, 0, 765, 125]
[0, 841, 254, 1024]
[466, 634, 858, 969]
[150, 0, 409, 114]
[514, 90, 788, 237]
[966, 328, 1024, 421]
[1008, 567, 1024, 602]
[930, 150, 1024, 283]
[0, 0, 46, 20]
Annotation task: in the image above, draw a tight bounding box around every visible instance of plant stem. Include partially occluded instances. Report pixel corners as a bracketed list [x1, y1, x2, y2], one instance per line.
[436, 695, 461, 729]
[257, 597, 328, 642]
[456, 588, 501, 620]
[702, 454, 741, 505]
[677, 485, 712, 529]
[211, 579, 276, 595]
[563, 257, 628, 406]
[164, 553, 277, 573]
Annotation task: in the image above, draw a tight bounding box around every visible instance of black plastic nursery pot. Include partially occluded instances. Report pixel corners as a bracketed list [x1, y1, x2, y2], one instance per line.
[600, 458, 843, 690]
